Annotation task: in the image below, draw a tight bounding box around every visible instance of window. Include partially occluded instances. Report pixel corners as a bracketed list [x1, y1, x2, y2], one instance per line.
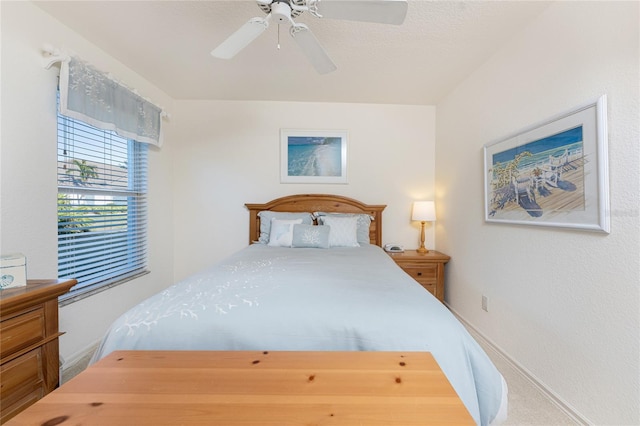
[57, 111, 148, 301]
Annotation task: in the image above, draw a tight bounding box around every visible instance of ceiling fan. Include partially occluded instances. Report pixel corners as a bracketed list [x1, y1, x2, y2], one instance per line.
[210, 0, 408, 74]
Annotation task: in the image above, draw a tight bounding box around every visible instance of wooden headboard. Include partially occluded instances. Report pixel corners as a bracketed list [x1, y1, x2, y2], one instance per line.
[245, 194, 387, 246]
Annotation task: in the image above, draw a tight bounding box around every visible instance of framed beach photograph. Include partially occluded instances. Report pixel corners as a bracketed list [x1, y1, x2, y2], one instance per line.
[484, 95, 609, 233]
[280, 129, 348, 184]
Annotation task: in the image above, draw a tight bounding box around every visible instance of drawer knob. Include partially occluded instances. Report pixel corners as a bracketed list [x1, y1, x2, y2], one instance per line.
[417, 272, 422, 276]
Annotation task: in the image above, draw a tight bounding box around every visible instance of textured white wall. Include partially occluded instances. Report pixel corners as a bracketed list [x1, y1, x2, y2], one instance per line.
[171, 101, 435, 280]
[436, 2, 639, 424]
[0, 2, 176, 362]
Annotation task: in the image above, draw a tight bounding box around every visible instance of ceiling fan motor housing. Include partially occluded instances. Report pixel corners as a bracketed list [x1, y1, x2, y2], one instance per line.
[271, 1, 294, 24]
[258, 0, 306, 21]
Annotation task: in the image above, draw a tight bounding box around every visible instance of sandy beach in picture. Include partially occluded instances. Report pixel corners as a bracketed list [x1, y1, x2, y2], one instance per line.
[287, 136, 343, 177]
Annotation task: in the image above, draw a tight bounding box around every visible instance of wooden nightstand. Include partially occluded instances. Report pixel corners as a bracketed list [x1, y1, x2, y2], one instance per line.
[0, 278, 76, 423]
[388, 250, 450, 303]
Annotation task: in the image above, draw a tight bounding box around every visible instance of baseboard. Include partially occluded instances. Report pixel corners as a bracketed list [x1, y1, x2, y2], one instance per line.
[446, 304, 591, 426]
[60, 341, 99, 384]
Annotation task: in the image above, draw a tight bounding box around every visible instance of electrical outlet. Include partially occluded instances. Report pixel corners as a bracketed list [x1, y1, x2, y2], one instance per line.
[481, 295, 488, 312]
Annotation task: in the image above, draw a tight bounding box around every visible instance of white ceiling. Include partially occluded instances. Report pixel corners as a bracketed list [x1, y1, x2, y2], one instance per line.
[34, 0, 551, 105]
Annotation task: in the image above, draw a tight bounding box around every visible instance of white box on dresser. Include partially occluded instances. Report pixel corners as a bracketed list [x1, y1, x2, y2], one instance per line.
[0, 253, 27, 289]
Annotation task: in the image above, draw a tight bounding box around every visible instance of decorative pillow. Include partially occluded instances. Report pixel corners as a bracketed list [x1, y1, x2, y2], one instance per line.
[314, 212, 373, 245]
[291, 224, 330, 249]
[321, 215, 359, 247]
[267, 218, 303, 247]
[257, 211, 314, 244]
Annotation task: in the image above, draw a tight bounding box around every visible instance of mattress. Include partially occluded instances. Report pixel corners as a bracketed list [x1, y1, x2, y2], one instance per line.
[91, 244, 507, 425]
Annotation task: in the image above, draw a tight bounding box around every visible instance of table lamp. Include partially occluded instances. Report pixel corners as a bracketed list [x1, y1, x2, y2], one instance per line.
[412, 201, 436, 254]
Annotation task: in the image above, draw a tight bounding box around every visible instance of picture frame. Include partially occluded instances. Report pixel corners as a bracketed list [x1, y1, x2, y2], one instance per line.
[280, 129, 348, 184]
[484, 95, 609, 233]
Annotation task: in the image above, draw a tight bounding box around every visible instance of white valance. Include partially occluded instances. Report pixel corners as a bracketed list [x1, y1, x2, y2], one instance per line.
[59, 56, 164, 147]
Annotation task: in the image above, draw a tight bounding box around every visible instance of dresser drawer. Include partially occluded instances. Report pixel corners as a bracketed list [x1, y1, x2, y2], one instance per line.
[0, 347, 45, 410]
[0, 387, 42, 424]
[0, 307, 45, 359]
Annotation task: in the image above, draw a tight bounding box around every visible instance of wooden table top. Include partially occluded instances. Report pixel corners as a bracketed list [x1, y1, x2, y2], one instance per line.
[6, 350, 474, 425]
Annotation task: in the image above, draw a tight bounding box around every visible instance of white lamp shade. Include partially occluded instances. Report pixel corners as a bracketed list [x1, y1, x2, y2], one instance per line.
[412, 201, 436, 222]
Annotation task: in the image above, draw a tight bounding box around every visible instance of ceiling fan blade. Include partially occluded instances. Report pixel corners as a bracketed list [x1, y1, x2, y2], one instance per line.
[290, 24, 337, 74]
[314, 0, 408, 25]
[211, 17, 270, 59]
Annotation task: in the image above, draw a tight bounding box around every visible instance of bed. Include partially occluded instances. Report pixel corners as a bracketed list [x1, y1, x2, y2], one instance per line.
[91, 194, 508, 425]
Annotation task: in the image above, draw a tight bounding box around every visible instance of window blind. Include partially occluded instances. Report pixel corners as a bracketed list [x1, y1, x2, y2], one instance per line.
[57, 113, 148, 298]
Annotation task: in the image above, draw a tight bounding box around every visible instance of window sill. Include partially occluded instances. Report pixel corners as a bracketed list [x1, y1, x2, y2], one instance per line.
[59, 270, 150, 307]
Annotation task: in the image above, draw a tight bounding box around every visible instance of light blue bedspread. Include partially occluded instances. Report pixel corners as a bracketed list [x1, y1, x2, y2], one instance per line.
[92, 244, 507, 425]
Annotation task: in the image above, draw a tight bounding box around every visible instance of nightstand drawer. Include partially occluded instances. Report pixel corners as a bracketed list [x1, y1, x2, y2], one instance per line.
[401, 264, 437, 284]
[387, 250, 450, 303]
[418, 282, 437, 297]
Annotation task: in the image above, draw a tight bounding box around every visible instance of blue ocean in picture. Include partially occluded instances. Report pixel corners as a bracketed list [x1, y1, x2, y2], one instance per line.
[492, 126, 583, 167]
[288, 137, 342, 177]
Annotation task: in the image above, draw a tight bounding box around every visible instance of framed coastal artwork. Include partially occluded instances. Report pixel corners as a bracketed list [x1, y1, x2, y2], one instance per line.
[484, 95, 609, 233]
[280, 129, 348, 184]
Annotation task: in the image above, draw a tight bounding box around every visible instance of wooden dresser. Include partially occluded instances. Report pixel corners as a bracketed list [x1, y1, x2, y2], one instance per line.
[388, 250, 450, 303]
[0, 279, 76, 424]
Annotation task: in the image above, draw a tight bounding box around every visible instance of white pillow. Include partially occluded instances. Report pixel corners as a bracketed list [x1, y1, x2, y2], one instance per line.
[267, 218, 303, 247]
[322, 215, 360, 247]
[315, 212, 373, 245]
[257, 211, 314, 244]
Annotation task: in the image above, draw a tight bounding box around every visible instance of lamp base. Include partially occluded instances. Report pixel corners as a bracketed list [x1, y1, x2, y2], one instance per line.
[417, 221, 429, 254]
